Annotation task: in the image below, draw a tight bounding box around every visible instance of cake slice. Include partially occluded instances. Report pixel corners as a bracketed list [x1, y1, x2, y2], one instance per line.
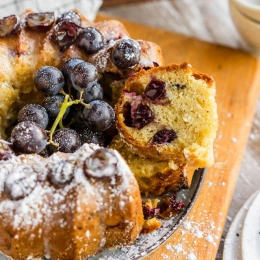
[110, 135, 196, 196]
[115, 62, 218, 168]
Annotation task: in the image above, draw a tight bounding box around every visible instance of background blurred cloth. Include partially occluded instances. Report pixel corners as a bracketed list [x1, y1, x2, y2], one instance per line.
[0, 0, 103, 21]
[101, 0, 251, 51]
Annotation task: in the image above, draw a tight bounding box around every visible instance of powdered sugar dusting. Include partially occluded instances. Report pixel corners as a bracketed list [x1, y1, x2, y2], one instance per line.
[0, 142, 139, 259]
[162, 216, 221, 259]
[187, 252, 197, 260]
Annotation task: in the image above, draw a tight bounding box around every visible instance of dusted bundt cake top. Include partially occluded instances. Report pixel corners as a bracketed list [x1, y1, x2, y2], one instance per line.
[0, 140, 144, 259]
[0, 141, 138, 231]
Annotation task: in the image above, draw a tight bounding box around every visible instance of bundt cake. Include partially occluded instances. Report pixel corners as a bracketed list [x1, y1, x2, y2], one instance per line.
[115, 62, 218, 168]
[0, 141, 144, 259]
[109, 135, 196, 196]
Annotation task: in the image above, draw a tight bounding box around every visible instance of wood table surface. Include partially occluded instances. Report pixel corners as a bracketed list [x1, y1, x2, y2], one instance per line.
[98, 2, 260, 258]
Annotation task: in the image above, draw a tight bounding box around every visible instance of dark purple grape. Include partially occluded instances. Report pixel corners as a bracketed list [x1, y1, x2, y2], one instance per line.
[39, 146, 51, 158]
[152, 129, 177, 145]
[26, 12, 55, 31]
[76, 83, 103, 103]
[103, 123, 118, 146]
[0, 15, 20, 37]
[78, 27, 104, 55]
[67, 104, 85, 129]
[144, 79, 166, 101]
[112, 38, 141, 69]
[56, 11, 81, 26]
[34, 66, 65, 96]
[84, 148, 118, 178]
[77, 127, 105, 147]
[52, 21, 79, 51]
[47, 159, 74, 187]
[71, 62, 98, 91]
[61, 58, 84, 85]
[62, 84, 78, 100]
[132, 103, 154, 129]
[42, 94, 70, 119]
[50, 128, 81, 153]
[83, 100, 115, 131]
[18, 104, 49, 129]
[11, 121, 47, 154]
[5, 165, 37, 200]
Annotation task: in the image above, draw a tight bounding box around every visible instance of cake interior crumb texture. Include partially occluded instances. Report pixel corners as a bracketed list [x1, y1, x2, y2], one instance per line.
[110, 135, 197, 196]
[116, 63, 218, 168]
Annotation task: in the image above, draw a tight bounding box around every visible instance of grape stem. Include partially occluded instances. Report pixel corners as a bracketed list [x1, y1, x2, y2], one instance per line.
[59, 119, 64, 129]
[59, 90, 67, 96]
[48, 94, 90, 145]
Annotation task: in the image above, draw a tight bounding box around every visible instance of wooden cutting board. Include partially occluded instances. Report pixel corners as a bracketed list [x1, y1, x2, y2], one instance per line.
[96, 14, 260, 259]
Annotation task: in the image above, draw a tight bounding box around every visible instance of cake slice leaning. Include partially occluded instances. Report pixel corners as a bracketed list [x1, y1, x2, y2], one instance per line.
[115, 62, 218, 168]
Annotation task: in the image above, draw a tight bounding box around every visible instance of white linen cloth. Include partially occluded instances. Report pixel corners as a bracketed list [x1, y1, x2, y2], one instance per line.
[0, 0, 102, 21]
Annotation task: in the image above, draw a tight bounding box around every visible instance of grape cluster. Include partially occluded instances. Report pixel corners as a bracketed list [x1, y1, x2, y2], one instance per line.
[10, 58, 115, 155]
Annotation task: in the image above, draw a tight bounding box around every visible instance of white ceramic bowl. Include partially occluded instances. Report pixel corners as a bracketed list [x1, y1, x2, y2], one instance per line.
[230, 0, 260, 23]
[229, 0, 260, 54]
